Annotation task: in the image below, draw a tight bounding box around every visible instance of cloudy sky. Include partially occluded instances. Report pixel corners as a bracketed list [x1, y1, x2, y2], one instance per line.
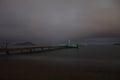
[0, 0, 120, 44]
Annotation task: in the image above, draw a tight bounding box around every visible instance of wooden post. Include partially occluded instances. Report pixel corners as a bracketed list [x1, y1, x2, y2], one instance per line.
[29, 48, 33, 52]
[6, 49, 10, 55]
[41, 48, 43, 51]
[76, 44, 79, 48]
[5, 42, 10, 55]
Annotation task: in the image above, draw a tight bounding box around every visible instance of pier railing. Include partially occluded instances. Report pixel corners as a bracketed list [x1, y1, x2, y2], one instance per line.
[0, 46, 66, 55]
[0, 45, 79, 55]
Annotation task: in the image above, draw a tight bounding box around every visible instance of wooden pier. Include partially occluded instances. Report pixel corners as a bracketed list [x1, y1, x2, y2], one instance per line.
[0, 45, 77, 55]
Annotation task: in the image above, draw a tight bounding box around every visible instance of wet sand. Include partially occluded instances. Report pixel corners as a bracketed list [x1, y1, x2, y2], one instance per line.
[0, 45, 120, 80]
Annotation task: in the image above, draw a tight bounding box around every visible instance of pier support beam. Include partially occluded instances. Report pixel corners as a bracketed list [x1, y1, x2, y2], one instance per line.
[41, 48, 44, 51]
[6, 50, 10, 55]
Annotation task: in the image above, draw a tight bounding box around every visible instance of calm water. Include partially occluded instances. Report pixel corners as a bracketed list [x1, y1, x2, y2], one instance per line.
[1, 45, 120, 70]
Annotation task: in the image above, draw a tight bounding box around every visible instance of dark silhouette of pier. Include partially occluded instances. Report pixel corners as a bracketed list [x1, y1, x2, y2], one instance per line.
[0, 45, 79, 55]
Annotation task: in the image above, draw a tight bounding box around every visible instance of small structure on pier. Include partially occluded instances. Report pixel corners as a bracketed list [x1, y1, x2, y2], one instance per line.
[66, 40, 79, 48]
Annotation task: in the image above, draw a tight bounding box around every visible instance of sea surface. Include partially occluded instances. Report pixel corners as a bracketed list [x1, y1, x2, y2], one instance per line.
[1, 45, 120, 71]
[1, 45, 120, 80]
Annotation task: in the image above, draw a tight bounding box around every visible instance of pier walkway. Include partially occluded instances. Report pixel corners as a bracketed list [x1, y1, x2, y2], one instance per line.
[0, 45, 78, 55]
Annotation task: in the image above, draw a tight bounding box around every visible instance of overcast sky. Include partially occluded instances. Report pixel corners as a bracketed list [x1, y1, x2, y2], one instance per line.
[0, 0, 120, 44]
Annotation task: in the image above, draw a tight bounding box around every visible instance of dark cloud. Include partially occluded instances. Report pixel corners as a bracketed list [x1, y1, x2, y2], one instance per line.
[0, 0, 120, 44]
